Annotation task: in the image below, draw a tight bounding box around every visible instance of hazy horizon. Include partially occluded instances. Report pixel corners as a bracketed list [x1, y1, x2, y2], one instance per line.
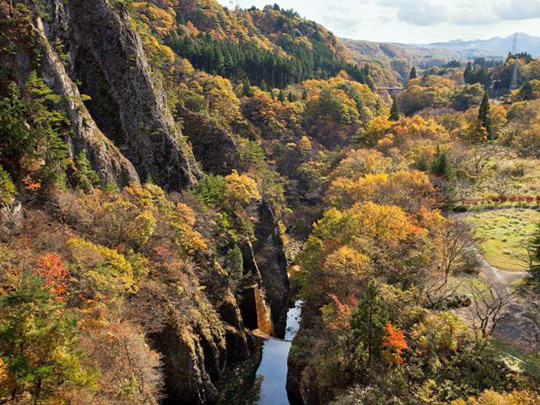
[218, 0, 540, 44]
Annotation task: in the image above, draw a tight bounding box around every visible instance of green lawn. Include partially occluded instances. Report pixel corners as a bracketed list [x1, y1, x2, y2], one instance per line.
[491, 338, 540, 382]
[464, 209, 540, 271]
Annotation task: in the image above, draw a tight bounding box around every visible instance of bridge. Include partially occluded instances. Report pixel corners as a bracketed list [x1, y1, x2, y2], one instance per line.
[376, 86, 405, 92]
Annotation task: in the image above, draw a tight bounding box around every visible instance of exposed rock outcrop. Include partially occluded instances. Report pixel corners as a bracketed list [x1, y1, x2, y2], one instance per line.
[177, 106, 240, 176]
[35, 17, 141, 187]
[0, 2, 140, 188]
[252, 201, 290, 337]
[0, 200, 23, 240]
[43, 0, 202, 190]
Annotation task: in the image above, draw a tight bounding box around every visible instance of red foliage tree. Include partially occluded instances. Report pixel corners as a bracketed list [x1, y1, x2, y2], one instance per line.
[34, 253, 69, 297]
[382, 322, 408, 365]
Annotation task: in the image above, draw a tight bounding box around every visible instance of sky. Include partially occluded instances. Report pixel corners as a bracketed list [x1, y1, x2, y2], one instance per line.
[217, 0, 540, 43]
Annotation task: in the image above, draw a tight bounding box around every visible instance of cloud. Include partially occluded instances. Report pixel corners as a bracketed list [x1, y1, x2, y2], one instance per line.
[495, 0, 540, 20]
[378, 0, 540, 26]
[394, 0, 449, 26]
[322, 15, 361, 32]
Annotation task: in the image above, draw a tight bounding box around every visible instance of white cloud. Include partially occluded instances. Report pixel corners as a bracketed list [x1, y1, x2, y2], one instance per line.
[218, 0, 540, 43]
[495, 0, 540, 20]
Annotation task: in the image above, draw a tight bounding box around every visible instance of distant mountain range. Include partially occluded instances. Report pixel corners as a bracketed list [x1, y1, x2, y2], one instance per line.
[423, 33, 540, 59]
[343, 33, 540, 85]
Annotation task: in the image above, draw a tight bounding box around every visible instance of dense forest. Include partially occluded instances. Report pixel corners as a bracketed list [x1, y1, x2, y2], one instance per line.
[0, 0, 539, 404]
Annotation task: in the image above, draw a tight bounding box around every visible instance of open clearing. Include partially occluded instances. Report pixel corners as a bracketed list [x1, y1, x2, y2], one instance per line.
[464, 208, 540, 271]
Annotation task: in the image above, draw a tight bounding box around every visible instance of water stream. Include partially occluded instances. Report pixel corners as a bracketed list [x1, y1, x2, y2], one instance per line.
[255, 300, 303, 405]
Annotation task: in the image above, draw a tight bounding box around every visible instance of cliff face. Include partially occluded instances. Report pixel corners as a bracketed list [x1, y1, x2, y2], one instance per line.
[252, 201, 290, 337]
[42, 0, 201, 190]
[0, 3, 140, 187]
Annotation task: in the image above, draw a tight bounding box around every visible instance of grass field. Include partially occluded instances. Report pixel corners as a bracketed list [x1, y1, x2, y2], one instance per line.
[469, 154, 540, 201]
[464, 209, 540, 271]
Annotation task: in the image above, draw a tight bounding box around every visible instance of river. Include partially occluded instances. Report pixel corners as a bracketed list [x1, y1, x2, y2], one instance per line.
[255, 300, 303, 405]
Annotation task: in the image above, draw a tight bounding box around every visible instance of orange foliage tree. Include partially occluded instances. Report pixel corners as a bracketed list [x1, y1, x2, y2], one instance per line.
[382, 321, 408, 365]
[34, 253, 69, 297]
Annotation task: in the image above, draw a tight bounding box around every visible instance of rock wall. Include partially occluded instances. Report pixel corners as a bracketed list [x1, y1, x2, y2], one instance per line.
[252, 201, 290, 337]
[42, 0, 202, 191]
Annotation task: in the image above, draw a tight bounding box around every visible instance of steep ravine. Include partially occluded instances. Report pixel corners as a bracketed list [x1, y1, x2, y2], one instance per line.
[2, 1, 294, 403]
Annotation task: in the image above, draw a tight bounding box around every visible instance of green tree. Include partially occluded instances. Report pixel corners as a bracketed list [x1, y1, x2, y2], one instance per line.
[520, 80, 534, 100]
[278, 89, 285, 103]
[242, 76, 253, 97]
[73, 150, 100, 192]
[529, 222, 540, 285]
[350, 279, 388, 366]
[464, 62, 473, 84]
[430, 146, 454, 180]
[409, 66, 417, 80]
[287, 92, 297, 102]
[0, 73, 68, 186]
[0, 164, 16, 204]
[414, 155, 429, 172]
[478, 92, 494, 140]
[0, 272, 94, 402]
[389, 95, 400, 121]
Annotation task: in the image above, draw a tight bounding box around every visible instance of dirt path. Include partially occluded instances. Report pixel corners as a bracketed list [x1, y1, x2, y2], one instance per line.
[480, 256, 528, 286]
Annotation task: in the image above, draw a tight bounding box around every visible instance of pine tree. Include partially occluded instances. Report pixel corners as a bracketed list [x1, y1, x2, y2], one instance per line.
[350, 279, 388, 366]
[260, 79, 268, 92]
[73, 150, 100, 192]
[278, 89, 285, 103]
[521, 80, 534, 100]
[302, 88, 308, 101]
[287, 92, 297, 102]
[242, 76, 253, 97]
[478, 92, 494, 140]
[430, 146, 454, 180]
[529, 222, 540, 285]
[409, 66, 417, 80]
[464, 62, 473, 84]
[414, 155, 429, 172]
[389, 95, 400, 121]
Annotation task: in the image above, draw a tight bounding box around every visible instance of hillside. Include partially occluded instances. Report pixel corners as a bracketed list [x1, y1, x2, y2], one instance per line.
[134, 0, 372, 88]
[0, 1, 539, 405]
[343, 38, 462, 84]
[344, 33, 540, 85]
[427, 32, 540, 59]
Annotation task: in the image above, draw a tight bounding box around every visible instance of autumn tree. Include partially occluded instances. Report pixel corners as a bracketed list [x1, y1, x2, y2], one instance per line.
[466, 278, 515, 338]
[34, 253, 70, 297]
[382, 322, 408, 365]
[0, 272, 94, 403]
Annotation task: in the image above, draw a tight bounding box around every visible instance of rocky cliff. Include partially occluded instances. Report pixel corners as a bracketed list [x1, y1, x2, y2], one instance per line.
[40, 0, 201, 190]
